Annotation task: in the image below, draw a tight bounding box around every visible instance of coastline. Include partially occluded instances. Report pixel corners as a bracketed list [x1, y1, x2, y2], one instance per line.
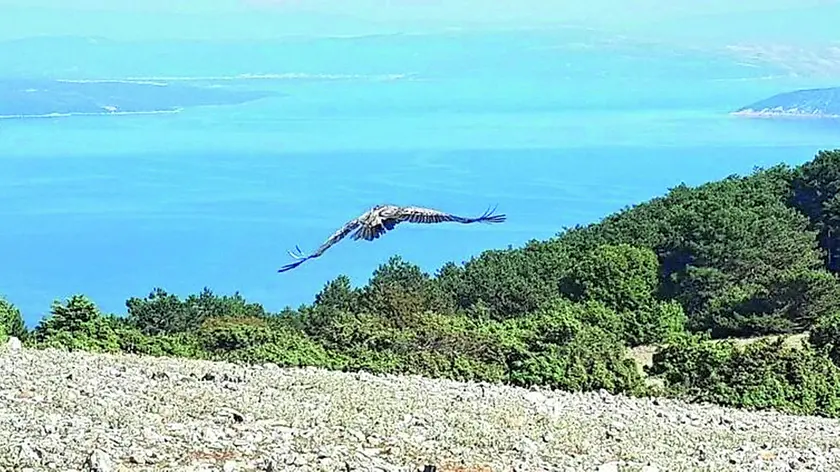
[730, 108, 840, 119]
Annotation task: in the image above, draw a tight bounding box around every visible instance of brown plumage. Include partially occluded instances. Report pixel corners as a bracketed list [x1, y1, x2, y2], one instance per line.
[277, 204, 506, 272]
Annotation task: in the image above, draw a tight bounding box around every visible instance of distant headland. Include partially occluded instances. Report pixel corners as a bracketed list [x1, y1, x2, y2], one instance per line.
[0, 78, 277, 119]
[732, 86, 840, 118]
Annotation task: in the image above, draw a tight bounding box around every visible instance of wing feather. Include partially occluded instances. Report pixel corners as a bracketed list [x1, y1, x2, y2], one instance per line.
[277, 218, 361, 272]
[392, 205, 506, 225]
[352, 223, 387, 241]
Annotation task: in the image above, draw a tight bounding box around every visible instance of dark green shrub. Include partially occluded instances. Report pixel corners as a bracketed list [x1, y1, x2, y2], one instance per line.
[788, 149, 840, 273]
[197, 314, 340, 368]
[126, 287, 267, 335]
[31, 295, 121, 353]
[0, 298, 27, 341]
[649, 334, 840, 417]
[117, 329, 207, 359]
[810, 312, 840, 365]
[563, 243, 659, 313]
[503, 301, 646, 395]
[441, 242, 573, 320]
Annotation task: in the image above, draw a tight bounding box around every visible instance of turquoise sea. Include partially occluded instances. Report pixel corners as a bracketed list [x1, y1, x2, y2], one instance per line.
[2, 29, 840, 326]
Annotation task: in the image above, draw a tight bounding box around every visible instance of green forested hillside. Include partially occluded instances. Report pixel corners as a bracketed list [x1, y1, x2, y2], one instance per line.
[5, 150, 840, 418]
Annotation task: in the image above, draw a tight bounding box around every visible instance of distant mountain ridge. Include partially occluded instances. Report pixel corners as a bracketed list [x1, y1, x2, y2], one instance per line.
[733, 86, 840, 118]
[0, 78, 277, 118]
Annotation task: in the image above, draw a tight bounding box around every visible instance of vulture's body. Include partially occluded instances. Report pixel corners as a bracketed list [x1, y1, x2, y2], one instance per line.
[277, 204, 506, 272]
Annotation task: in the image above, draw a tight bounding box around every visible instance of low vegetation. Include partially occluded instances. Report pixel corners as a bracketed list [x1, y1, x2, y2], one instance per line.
[5, 150, 840, 418]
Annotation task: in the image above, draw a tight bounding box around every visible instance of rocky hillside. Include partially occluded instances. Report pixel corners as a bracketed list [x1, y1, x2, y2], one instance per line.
[2, 338, 839, 472]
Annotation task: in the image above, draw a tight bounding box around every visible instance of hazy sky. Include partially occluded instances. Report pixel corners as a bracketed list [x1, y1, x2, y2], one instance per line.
[0, 0, 838, 43]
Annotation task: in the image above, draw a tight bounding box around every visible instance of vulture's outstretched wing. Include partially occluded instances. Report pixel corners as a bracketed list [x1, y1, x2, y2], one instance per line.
[277, 218, 361, 272]
[393, 204, 506, 225]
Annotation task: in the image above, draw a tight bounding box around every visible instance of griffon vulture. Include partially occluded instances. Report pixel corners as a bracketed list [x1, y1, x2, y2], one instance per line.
[277, 204, 506, 272]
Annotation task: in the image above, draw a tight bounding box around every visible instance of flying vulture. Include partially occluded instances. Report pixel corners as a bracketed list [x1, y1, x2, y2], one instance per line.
[277, 204, 506, 273]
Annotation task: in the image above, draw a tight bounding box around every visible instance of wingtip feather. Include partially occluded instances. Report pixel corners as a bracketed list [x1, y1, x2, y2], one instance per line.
[476, 204, 505, 223]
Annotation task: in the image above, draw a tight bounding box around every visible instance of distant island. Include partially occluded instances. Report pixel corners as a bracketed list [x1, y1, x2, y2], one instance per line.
[732, 86, 840, 118]
[0, 78, 277, 118]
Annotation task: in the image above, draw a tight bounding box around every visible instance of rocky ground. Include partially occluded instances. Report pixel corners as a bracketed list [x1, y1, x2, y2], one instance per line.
[2, 338, 840, 472]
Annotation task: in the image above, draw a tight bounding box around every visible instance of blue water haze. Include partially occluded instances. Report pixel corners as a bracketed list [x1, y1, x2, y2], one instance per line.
[1, 29, 839, 326]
